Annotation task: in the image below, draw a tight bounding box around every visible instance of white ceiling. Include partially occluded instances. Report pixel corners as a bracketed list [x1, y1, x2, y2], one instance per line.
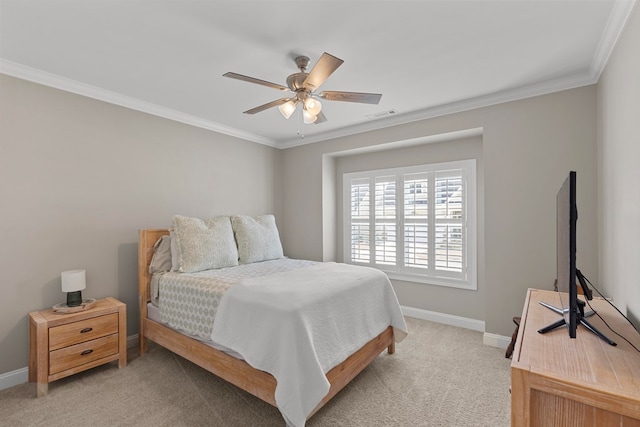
[0, 1, 636, 148]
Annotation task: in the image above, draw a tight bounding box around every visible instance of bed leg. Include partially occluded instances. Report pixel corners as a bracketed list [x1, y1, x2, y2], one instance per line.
[387, 341, 395, 354]
[139, 334, 147, 356]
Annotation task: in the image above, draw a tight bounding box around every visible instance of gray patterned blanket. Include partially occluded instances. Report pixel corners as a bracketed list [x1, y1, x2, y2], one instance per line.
[158, 258, 317, 339]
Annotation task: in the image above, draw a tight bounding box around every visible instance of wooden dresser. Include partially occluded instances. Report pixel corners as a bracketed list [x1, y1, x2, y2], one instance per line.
[511, 289, 640, 426]
[28, 297, 126, 397]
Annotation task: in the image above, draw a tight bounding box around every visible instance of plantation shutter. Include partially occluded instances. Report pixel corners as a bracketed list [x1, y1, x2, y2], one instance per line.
[344, 159, 475, 290]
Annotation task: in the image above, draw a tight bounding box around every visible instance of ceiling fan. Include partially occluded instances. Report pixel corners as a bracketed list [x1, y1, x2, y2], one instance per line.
[223, 52, 382, 124]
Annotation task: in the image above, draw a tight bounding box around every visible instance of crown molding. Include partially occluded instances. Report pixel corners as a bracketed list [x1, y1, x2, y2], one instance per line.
[590, 0, 638, 80]
[0, 58, 599, 151]
[0, 59, 279, 148]
[276, 70, 598, 149]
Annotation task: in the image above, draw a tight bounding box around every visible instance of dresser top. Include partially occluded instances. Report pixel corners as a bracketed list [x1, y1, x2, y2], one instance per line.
[513, 289, 640, 401]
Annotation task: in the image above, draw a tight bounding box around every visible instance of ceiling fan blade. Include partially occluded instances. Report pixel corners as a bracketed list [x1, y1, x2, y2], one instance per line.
[243, 98, 291, 115]
[223, 72, 289, 91]
[319, 91, 382, 104]
[314, 111, 327, 124]
[303, 52, 344, 91]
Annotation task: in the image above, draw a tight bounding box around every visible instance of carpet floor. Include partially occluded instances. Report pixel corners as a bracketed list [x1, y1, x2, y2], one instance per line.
[0, 317, 512, 426]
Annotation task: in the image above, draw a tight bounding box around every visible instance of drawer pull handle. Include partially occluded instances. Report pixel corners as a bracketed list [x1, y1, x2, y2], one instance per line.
[81, 349, 93, 356]
[80, 327, 93, 333]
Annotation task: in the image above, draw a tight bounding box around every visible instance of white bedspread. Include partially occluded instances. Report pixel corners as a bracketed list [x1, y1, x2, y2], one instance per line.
[211, 262, 408, 427]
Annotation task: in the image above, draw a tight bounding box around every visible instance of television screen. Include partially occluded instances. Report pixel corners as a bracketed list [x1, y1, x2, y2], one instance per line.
[538, 171, 615, 345]
[556, 171, 578, 338]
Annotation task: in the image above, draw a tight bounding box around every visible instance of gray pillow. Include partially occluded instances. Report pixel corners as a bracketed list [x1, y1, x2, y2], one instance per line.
[149, 235, 173, 275]
[232, 215, 284, 264]
[172, 215, 239, 273]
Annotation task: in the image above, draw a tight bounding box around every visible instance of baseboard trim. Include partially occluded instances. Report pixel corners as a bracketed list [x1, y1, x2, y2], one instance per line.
[0, 367, 28, 391]
[127, 333, 139, 349]
[401, 305, 485, 332]
[401, 305, 510, 349]
[483, 332, 511, 350]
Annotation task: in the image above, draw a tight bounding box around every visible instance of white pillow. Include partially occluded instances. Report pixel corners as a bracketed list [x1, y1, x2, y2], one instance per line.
[172, 215, 239, 273]
[232, 215, 284, 264]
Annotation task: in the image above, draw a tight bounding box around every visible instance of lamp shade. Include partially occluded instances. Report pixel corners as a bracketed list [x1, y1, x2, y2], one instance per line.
[303, 109, 317, 124]
[303, 97, 322, 116]
[61, 270, 86, 292]
[278, 100, 298, 119]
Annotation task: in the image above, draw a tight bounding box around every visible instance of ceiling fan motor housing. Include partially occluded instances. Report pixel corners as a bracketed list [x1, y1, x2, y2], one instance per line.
[286, 73, 309, 92]
[286, 55, 313, 93]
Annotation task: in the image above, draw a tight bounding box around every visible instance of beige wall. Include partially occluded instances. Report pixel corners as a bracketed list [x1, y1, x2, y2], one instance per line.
[0, 74, 279, 374]
[278, 85, 598, 337]
[1, 65, 608, 376]
[597, 4, 640, 325]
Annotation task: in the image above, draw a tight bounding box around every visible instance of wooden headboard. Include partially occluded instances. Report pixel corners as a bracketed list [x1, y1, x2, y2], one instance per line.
[138, 229, 169, 325]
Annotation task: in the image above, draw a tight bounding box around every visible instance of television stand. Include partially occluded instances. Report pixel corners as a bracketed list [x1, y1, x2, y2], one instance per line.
[537, 299, 616, 346]
[512, 289, 640, 426]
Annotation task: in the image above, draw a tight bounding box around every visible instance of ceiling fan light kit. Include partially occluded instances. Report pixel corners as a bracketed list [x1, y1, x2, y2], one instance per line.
[224, 52, 382, 127]
[278, 99, 298, 119]
[304, 97, 322, 115]
[303, 108, 317, 124]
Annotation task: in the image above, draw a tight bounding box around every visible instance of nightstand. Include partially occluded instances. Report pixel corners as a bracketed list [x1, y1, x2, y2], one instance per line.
[28, 297, 126, 397]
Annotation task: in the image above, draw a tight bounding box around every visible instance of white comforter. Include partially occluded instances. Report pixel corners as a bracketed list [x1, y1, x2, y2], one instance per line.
[211, 262, 408, 427]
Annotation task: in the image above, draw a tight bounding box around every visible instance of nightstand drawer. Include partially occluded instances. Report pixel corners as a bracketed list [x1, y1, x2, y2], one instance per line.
[49, 334, 119, 375]
[49, 313, 118, 351]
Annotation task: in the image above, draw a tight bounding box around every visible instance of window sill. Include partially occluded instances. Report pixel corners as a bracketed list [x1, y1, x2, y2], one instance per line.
[384, 271, 477, 290]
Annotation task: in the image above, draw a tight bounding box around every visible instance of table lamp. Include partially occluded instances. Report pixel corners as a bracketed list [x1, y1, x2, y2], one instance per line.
[61, 270, 86, 307]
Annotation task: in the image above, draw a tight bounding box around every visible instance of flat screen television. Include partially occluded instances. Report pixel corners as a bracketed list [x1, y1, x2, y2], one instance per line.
[557, 171, 577, 336]
[538, 171, 616, 345]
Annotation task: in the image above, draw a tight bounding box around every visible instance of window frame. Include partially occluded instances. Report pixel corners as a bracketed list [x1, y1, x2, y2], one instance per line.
[343, 159, 477, 290]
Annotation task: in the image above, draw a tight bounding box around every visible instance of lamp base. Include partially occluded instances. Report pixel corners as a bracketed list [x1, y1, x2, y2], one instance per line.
[53, 298, 96, 314]
[66, 290, 83, 307]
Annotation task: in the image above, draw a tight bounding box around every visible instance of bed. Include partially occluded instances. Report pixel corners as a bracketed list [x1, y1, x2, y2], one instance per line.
[138, 216, 407, 426]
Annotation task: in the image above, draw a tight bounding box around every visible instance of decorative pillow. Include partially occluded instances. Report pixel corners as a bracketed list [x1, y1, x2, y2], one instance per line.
[169, 230, 179, 272]
[171, 215, 239, 273]
[149, 235, 173, 275]
[232, 214, 284, 264]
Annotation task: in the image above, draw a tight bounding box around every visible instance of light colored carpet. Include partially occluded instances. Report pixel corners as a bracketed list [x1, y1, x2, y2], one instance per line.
[0, 317, 512, 426]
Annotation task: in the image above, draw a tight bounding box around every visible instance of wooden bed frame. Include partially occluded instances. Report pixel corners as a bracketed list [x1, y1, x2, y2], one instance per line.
[138, 229, 395, 420]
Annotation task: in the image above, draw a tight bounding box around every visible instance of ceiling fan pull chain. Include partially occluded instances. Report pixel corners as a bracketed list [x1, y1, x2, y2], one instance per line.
[297, 107, 304, 139]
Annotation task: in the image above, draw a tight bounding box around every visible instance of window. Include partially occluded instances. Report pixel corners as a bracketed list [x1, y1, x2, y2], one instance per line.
[343, 159, 476, 290]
